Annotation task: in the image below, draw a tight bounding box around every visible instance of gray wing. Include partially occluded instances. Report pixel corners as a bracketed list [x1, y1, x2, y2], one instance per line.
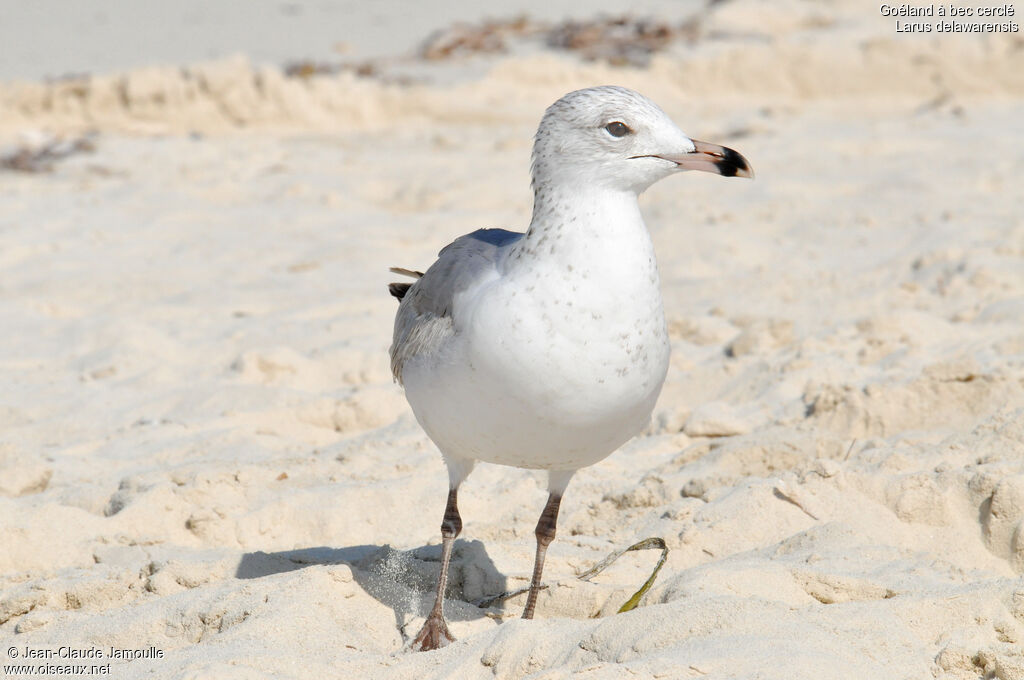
[389, 228, 522, 384]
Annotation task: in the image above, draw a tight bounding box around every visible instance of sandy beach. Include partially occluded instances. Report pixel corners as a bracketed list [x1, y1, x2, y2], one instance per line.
[1, 1, 1023, 678]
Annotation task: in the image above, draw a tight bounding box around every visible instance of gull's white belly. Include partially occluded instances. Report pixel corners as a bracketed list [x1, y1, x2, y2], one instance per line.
[402, 271, 670, 470]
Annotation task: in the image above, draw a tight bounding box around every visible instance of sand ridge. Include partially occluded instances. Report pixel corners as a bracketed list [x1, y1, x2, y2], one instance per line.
[2, 0, 1023, 138]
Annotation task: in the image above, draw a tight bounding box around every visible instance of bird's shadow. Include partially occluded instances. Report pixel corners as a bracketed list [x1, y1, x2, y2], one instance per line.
[236, 540, 509, 642]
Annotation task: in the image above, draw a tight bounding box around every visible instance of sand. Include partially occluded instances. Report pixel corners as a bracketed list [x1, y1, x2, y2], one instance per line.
[2, 0, 1023, 678]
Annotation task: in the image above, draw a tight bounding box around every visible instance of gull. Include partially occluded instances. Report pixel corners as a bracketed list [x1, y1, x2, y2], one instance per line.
[388, 86, 752, 651]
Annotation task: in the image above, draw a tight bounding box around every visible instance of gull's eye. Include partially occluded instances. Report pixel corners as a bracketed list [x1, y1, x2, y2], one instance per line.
[604, 121, 631, 138]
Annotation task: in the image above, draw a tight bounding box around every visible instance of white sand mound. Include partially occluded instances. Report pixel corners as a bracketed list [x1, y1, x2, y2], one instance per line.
[1, 0, 1022, 138]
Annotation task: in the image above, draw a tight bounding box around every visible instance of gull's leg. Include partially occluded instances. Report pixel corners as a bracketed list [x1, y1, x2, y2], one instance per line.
[522, 492, 562, 620]
[411, 486, 461, 651]
[523, 470, 573, 620]
[411, 456, 473, 652]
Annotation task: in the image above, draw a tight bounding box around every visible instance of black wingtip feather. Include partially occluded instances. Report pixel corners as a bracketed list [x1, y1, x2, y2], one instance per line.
[388, 266, 422, 301]
[387, 282, 411, 301]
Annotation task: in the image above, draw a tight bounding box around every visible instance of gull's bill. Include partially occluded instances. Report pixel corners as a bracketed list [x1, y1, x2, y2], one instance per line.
[633, 139, 754, 179]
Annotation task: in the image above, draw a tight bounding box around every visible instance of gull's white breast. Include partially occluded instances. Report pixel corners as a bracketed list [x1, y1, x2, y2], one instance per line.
[401, 194, 670, 471]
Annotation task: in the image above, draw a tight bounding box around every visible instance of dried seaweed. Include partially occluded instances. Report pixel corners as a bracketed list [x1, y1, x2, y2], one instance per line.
[288, 11, 713, 81]
[576, 537, 668, 612]
[473, 536, 669, 614]
[546, 17, 685, 67]
[419, 15, 540, 60]
[419, 15, 702, 67]
[1, 133, 97, 173]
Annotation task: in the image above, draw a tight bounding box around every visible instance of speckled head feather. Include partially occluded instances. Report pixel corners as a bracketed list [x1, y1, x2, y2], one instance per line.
[530, 86, 752, 195]
[531, 86, 694, 193]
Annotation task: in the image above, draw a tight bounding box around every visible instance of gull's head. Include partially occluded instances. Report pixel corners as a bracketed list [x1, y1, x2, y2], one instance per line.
[531, 86, 752, 194]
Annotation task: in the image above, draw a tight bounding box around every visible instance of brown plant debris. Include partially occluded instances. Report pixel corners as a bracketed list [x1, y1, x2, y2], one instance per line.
[1, 133, 97, 173]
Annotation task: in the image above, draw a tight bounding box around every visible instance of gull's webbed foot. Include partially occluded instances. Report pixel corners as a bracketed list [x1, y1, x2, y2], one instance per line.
[410, 613, 455, 652]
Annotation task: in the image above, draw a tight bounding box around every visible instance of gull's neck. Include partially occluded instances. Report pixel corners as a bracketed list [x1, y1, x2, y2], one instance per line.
[500, 177, 665, 342]
[501, 179, 663, 329]
[510, 180, 651, 267]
